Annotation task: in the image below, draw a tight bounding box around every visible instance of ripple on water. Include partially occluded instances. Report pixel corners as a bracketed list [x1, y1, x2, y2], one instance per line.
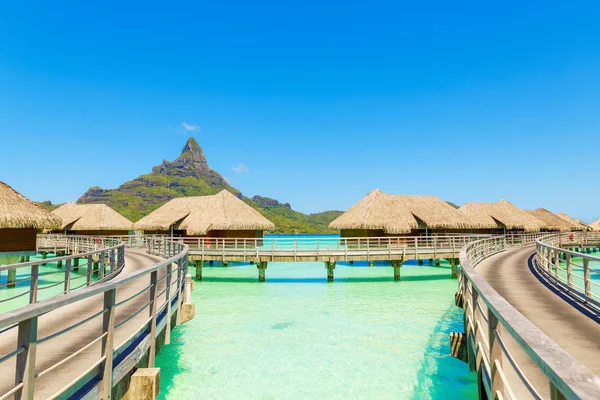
[155, 260, 477, 400]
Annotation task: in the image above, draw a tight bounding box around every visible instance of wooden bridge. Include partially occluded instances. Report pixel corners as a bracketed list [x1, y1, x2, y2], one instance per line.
[457, 232, 600, 399]
[150, 234, 551, 282]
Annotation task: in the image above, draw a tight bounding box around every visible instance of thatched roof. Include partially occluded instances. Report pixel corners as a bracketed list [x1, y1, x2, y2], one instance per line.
[458, 200, 546, 232]
[526, 208, 577, 232]
[590, 218, 600, 232]
[134, 190, 275, 235]
[0, 181, 61, 229]
[329, 189, 484, 234]
[556, 212, 592, 231]
[52, 202, 133, 231]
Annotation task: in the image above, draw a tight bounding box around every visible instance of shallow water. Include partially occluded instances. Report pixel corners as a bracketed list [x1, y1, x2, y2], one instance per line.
[155, 257, 477, 399]
[0, 253, 101, 312]
[556, 251, 600, 298]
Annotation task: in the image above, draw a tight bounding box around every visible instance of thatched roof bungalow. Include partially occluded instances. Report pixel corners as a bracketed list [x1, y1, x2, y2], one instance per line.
[590, 218, 600, 232]
[556, 212, 592, 231]
[458, 200, 546, 233]
[0, 181, 61, 257]
[525, 208, 578, 232]
[134, 190, 275, 238]
[52, 202, 133, 235]
[329, 189, 486, 237]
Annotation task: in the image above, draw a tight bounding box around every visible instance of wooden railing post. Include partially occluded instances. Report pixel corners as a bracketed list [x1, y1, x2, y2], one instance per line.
[148, 271, 158, 367]
[554, 250, 560, 280]
[87, 255, 93, 285]
[488, 308, 504, 397]
[584, 258, 591, 297]
[566, 253, 572, 287]
[64, 259, 72, 294]
[176, 257, 183, 326]
[100, 252, 105, 279]
[110, 249, 116, 274]
[165, 263, 173, 345]
[101, 289, 116, 399]
[16, 317, 37, 400]
[29, 265, 38, 304]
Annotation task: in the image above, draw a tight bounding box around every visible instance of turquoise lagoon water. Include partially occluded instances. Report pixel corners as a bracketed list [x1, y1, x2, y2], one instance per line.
[555, 252, 600, 298]
[0, 253, 101, 312]
[155, 236, 477, 399]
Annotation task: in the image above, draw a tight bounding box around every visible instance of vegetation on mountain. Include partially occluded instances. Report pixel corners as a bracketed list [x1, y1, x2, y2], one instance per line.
[77, 137, 342, 233]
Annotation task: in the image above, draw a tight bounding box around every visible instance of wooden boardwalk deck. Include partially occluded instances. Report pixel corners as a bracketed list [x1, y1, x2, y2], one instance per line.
[475, 245, 600, 398]
[0, 248, 168, 399]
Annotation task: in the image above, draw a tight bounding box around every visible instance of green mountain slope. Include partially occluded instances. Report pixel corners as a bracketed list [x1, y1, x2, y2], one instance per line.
[77, 137, 342, 233]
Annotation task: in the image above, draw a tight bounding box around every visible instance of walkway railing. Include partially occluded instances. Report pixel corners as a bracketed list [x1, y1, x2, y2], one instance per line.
[36, 234, 121, 253]
[535, 232, 600, 311]
[0, 235, 126, 308]
[0, 237, 188, 400]
[459, 235, 600, 399]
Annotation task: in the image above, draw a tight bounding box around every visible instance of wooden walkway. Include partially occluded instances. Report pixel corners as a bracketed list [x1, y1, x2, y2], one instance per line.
[0, 248, 167, 399]
[475, 245, 600, 397]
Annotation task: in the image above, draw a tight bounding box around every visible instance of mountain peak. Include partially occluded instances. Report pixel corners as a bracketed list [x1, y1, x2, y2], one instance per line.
[152, 137, 211, 178]
[183, 137, 202, 154]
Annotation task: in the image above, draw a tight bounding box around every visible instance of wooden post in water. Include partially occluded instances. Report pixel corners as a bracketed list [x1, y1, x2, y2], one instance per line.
[257, 261, 267, 282]
[435, 259, 440, 266]
[73, 257, 79, 271]
[7, 268, 16, 288]
[418, 259, 423, 266]
[450, 259, 459, 279]
[195, 260, 204, 281]
[41, 251, 47, 266]
[325, 261, 335, 282]
[391, 259, 403, 281]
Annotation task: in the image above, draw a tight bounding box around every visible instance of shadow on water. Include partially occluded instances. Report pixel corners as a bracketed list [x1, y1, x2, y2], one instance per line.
[155, 328, 188, 400]
[409, 304, 477, 400]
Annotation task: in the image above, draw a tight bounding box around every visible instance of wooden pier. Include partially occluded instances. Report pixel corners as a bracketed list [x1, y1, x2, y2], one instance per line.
[146, 234, 550, 282]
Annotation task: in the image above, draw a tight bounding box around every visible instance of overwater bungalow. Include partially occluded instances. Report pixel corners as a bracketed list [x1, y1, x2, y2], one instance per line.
[591, 218, 600, 232]
[525, 208, 578, 232]
[329, 189, 485, 237]
[52, 202, 133, 235]
[134, 190, 275, 238]
[556, 212, 592, 231]
[0, 181, 61, 261]
[458, 200, 546, 233]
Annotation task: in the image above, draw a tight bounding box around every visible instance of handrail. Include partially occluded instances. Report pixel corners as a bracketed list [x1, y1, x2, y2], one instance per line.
[459, 235, 600, 399]
[0, 235, 126, 308]
[535, 232, 600, 309]
[0, 236, 189, 400]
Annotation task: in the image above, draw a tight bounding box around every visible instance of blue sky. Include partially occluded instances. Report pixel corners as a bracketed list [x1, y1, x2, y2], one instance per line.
[1, 1, 599, 221]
